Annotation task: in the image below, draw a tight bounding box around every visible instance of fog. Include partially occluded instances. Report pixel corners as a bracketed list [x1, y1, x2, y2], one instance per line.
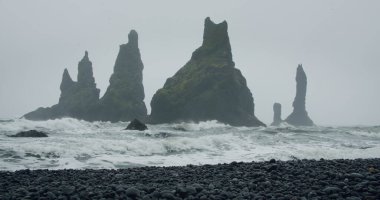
[0, 0, 379, 126]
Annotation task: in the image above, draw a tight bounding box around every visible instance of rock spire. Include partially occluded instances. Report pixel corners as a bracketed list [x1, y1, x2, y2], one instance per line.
[285, 64, 314, 126]
[97, 30, 147, 122]
[149, 17, 265, 126]
[271, 103, 282, 126]
[24, 52, 100, 120]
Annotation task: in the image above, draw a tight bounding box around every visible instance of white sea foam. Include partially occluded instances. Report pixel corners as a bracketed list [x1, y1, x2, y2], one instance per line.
[0, 118, 380, 170]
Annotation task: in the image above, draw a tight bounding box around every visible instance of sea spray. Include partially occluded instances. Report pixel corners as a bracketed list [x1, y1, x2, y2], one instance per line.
[1, 118, 380, 171]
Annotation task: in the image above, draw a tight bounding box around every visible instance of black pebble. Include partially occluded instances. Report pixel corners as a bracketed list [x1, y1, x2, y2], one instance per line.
[0, 158, 379, 199]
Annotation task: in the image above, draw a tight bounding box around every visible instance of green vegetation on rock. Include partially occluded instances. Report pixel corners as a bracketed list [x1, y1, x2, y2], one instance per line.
[150, 17, 265, 126]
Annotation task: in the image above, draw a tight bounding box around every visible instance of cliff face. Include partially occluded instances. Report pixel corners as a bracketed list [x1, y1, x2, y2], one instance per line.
[149, 17, 265, 126]
[24, 52, 100, 120]
[285, 64, 314, 126]
[271, 103, 282, 126]
[97, 30, 147, 122]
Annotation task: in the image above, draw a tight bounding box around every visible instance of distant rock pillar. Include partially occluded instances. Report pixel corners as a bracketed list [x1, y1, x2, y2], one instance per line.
[285, 64, 314, 126]
[271, 103, 282, 126]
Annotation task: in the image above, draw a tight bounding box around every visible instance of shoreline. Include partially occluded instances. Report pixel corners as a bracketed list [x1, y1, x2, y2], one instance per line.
[1, 158, 379, 199]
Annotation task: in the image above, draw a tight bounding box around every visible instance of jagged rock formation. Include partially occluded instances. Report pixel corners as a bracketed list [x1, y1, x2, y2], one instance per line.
[96, 30, 147, 122]
[149, 17, 265, 127]
[24, 31, 148, 122]
[285, 64, 314, 126]
[59, 51, 100, 119]
[24, 52, 100, 120]
[271, 103, 282, 126]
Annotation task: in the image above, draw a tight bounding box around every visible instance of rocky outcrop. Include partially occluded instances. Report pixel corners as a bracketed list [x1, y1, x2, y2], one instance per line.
[58, 51, 100, 120]
[24, 31, 148, 122]
[149, 17, 265, 127]
[271, 103, 282, 126]
[285, 64, 314, 126]
[9, 130, 48, 137]
[24, 52, 100, 120]
[125, 119, 148, 131]
[96, 30, 147, 122]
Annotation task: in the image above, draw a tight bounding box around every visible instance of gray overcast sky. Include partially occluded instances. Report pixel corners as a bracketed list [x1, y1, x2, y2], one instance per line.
[0, 0, 379, 126]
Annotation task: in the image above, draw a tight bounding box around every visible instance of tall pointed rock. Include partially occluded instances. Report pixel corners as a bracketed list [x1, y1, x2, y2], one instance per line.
[76, 51, 100, 105]
[98, 30, 147, 122]
[60, 68, 75, 94]
[58, 68, 76, 106]
[285, 64, 314, 126]
[78, 51, 96, 88]
[149, 17, 265, 126]
[24, 52, 100, 120]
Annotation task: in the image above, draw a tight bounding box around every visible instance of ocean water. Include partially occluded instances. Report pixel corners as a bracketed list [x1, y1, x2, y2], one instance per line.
[0, 118, 379, 171]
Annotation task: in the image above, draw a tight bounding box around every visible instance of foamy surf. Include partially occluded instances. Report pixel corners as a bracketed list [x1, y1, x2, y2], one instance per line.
[0, 118, 379, 171]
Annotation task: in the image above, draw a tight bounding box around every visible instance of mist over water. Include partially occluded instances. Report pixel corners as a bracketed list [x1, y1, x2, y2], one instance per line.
[1, 118, 379, 171]
[1, 1, 380, 126]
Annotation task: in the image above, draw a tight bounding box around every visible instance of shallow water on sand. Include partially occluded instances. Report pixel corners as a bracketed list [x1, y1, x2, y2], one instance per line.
[0, 118, 379, 171]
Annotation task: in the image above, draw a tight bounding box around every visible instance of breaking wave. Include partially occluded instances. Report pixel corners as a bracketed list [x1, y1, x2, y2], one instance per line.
[0, 118, 379, 170]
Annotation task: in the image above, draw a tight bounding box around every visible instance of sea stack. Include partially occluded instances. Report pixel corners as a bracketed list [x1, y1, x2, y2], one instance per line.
[59, 52, 100, 118]
[271, 103, 282, 126]
[24, 31, 148, 122]
[285, 64, 314, 126]
[24, 52, 100, 120]
[149, 17, 265, 127]
[97, 30, 147, 122]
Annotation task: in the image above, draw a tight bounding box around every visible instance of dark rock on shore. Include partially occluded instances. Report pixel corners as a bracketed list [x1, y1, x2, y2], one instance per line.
[97, 30, 148, 122]
[0, 158, 379, 199]
[125, 119, 148, 131]
[9, 130, 48, 137]
[150, 17, 265, 127]
[271, 103, 282, 126]
[285, 64, 314, 126]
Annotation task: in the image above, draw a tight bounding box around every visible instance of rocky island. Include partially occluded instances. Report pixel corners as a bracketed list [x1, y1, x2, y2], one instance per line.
[285, 64, 314, 126]
[23, 51, 100, 121]
[271, 103, 282, 126]
[150, 17, 265, 127]
[24, 31, 147, 122]
[96, 30, 147, 122]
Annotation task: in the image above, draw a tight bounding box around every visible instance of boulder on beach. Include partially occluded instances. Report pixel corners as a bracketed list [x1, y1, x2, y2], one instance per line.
[96, 30, 148, 122]
[9, 130, 48, 137]
[271, 103, 282, 126]
[285, 64, 314, 126]
[125, 119, 148, 131]
[149, 17, 265, 127]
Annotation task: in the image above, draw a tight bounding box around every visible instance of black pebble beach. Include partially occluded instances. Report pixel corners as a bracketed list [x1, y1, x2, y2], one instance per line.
[1, 158, 379, 200]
